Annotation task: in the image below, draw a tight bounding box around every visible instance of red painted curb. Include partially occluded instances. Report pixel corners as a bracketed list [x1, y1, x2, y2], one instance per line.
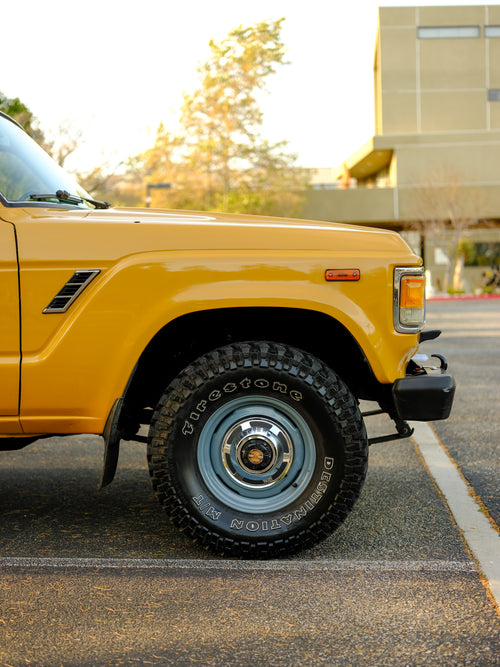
[428, 293, 500, 301]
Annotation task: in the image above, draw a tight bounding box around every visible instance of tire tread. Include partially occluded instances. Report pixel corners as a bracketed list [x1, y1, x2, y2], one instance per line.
[147, 342, 368, 558]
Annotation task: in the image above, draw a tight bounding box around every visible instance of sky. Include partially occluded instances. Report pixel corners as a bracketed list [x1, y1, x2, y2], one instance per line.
[1, 0, 493, 172]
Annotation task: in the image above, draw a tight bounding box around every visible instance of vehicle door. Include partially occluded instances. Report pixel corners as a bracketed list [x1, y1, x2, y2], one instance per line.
[0, 219, 20, 416]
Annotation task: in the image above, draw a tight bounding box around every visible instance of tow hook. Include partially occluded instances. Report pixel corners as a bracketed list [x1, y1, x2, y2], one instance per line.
[431, 354, 448, 372]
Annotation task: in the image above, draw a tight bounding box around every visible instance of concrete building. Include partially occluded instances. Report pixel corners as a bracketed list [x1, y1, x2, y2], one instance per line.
[302, 5, 500, 293]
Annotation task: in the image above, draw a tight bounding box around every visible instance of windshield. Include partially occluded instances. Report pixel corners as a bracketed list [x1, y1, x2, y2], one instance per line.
[0, 113, 92, 208]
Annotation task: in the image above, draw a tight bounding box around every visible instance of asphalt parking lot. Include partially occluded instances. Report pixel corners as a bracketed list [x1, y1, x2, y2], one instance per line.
[0, 298, 499, 665]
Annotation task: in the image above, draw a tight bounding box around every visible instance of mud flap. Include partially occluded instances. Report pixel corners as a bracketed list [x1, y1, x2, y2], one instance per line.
[99, 397, 123, 489]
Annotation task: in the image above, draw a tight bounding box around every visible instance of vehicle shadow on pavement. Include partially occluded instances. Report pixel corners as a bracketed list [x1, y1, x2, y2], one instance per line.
[0, 431, 468, 563]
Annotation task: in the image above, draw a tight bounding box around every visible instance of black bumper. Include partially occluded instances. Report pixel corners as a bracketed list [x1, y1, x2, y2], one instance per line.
[392, 370, 456, 422]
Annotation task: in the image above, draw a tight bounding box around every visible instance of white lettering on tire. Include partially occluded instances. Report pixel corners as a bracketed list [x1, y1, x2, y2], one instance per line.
[182, 378, 303, 437]
[196, 457, 334, 530]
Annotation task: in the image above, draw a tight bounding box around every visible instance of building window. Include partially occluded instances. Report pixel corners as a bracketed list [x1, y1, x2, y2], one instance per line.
[417, 26, 480, 39]
[485, 25, 500, 37]
[488, 89, 500, 101]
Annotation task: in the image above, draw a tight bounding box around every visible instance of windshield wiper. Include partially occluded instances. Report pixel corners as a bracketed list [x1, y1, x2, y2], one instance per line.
[28, 189, 110, 209]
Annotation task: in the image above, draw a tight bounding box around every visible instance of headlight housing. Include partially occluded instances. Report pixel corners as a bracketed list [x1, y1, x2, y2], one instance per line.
[393, 267, 426, 333]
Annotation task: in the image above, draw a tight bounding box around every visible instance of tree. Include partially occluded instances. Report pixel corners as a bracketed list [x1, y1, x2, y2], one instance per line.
[139, 19, 308, 216]
[0, 91, 46, 145]
[0, 91, 84, 169]
[409, 170, 486, 292]
[44, 119, 84, 168]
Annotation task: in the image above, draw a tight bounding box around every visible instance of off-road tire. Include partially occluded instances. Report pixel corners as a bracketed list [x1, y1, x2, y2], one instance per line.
[147, 342, 368, 558]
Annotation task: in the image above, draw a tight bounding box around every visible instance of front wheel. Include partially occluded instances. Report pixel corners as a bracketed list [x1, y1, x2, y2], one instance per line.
[147, 342, 368, 558]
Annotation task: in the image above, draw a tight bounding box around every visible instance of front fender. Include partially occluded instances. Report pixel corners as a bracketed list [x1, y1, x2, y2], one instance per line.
[19, 249, 416, 434]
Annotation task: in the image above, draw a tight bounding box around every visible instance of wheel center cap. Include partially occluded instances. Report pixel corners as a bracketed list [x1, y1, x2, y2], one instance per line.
[221, 417, 294, 488]
[239, 439, 274, 472]
[247, 448, 264, 465]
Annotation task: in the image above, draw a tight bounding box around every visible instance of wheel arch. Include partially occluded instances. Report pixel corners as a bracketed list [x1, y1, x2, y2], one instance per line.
[119, 306, 379, 436]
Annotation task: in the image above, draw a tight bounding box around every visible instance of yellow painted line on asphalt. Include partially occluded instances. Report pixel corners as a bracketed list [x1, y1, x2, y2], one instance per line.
[413, 422, 500, 612]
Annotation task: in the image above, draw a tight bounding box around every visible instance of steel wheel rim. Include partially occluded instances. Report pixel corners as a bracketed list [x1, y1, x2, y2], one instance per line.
[197, 395, 316, 512]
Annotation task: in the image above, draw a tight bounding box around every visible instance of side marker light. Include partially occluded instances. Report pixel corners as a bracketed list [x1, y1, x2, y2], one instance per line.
[325, 269, 360, 282]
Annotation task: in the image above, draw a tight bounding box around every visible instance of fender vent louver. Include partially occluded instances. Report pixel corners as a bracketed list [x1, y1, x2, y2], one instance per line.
[43, 270, 100, 313]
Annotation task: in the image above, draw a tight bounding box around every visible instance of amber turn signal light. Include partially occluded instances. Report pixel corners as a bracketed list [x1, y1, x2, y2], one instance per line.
[400, 275, 425, 309]
[325, 269, 360, 281]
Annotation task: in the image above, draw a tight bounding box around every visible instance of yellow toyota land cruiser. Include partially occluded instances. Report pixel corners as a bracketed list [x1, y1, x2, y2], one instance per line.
[0, 111, 455, 558]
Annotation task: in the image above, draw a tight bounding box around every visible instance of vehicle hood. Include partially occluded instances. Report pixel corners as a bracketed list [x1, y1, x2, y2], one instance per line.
[2, 205, 418, 259]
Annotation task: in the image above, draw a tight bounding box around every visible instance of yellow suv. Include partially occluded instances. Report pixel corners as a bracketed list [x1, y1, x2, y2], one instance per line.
[0, 111, 454, 557]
